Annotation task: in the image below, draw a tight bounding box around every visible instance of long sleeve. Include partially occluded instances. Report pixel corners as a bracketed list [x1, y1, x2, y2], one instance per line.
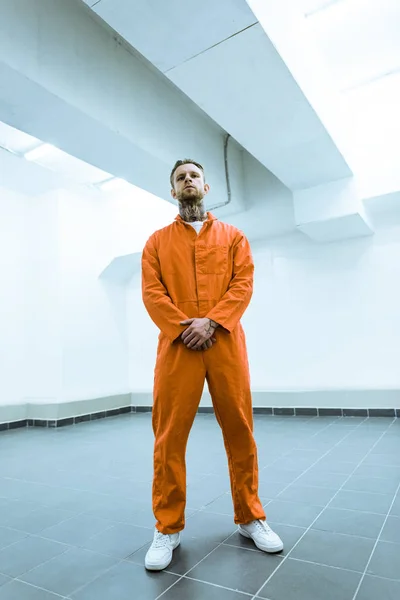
[141, 235, 189, 342]
[206, 233, 254, 333]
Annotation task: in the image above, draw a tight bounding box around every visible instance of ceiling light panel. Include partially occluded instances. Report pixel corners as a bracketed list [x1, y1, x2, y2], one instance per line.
[26, 144, 112, 184]
[0, 121, 41, 154]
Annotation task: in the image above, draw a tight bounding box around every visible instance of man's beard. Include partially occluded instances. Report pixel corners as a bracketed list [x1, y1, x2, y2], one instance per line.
[177, 188, 206, 222]
[177, 187, 204, 204]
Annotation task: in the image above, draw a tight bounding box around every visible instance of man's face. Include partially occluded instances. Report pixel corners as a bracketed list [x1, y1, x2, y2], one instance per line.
[171, 164, 209, 204]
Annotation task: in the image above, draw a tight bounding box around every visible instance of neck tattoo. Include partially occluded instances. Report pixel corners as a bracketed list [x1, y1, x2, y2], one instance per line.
[179, 203, 206, 223]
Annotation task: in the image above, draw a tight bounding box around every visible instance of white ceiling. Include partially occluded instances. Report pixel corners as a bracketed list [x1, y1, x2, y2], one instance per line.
[92, 0, 257, 72]
[85, 0, 350, 189]
[166, 22, 349, 189]
[305, 0, 400, 91]
[2, 0, 398, 247]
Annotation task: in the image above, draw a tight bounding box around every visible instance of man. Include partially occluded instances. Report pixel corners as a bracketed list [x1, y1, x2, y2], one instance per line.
[141, 159, 283, 571]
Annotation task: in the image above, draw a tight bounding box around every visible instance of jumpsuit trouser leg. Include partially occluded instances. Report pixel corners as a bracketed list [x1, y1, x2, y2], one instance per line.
[204, 326, 265, 524]
[152, 326, 265, 534]
[152, 335, 205, 534]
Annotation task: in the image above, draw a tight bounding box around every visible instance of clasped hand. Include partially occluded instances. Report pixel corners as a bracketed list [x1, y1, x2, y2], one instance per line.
[180, 318, 217, 351]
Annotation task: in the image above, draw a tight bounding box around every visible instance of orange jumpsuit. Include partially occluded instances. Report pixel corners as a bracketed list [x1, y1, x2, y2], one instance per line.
[142, 212, 266, 534]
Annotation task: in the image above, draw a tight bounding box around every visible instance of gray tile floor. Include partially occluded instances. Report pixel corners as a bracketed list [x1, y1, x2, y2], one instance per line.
[0, 413, 400, 599]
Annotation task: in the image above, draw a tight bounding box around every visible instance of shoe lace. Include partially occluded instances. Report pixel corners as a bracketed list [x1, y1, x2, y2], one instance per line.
[153, 531, 170, 549]
[254, 520, 272, 534]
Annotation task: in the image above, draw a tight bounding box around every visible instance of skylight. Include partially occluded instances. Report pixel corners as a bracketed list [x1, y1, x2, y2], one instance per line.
[0, 121, 113, 185]
[24, 143, 113, 185]
[304, 0, 400, 91]
[303, 0, 344, 18]
[300, 0, 400, 179]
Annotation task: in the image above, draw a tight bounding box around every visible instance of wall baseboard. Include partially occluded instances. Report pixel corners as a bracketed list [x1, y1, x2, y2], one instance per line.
[1, 390, 399, 431]
[0, 405, 135, 432]
[0, 403, 399, 432]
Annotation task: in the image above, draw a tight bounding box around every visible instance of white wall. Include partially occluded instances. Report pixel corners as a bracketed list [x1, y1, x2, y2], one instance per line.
[23, 193, 62, 405]
[246, 228, 400, 391]
[57, 184, 178, 402]
[57, 188, 128, 401]
[127, 276, 158, 394]
[0, 187, 25, 406]
[0, 152, 178, 408]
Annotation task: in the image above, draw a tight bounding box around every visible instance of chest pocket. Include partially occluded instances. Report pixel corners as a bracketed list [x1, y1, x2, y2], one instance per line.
[201, 245, 229, 274]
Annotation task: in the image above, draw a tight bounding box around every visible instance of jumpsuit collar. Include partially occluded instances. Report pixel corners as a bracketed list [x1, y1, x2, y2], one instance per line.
[175, 212, 217, 224]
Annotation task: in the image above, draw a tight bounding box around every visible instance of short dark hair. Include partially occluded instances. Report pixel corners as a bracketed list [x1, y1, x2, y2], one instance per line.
[170, 159, 205, 188]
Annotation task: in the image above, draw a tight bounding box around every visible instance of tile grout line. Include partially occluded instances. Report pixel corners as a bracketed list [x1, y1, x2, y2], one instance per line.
[351, 478, 400, 600]
[262, 418, 380, 503]
[220, 542, 285, 556]
[153, 575, 184, 598]
[251, 417, 398, 600]
[187, 509, 397, 546]
[286, 547, 398, 580]
[62, 560, 129, 599]
[9, 578, 68, 598]
[0, 475, 157, 502]
[153, 528, 240, 600]
[10, 552, 122, 599]
[288, 556, 366, 575]
[183, 574, 255, 596]
[257, 416, 349, 474]
[1, 504, 154, 541]
[351, 571, 400, 584]
[0, 513, 155, 557]
[198, 417, 346, 518]
[1, 524, 156, 596]
[0, 540, 72, 582]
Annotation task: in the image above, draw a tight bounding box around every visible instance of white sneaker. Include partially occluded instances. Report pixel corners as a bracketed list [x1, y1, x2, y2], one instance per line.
[144, 529, 181, 571]
[238, 520, 283, 553]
